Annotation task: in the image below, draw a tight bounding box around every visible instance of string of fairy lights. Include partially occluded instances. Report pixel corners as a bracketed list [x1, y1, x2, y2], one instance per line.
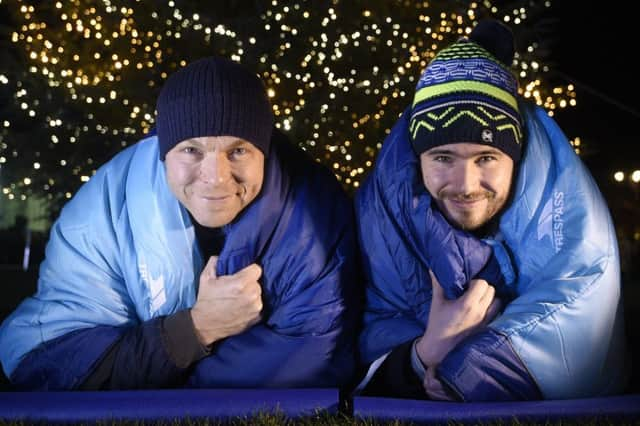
[0, 0, 578, 209]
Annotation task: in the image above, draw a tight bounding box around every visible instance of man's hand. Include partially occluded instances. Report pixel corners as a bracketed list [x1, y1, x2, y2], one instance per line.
[190, 256, 263, 346]
[415, 270, 502, 368]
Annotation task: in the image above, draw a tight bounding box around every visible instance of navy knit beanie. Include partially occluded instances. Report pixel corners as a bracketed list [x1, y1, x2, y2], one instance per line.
[156, 57, 274, 160]
[409, 20, 523, 162]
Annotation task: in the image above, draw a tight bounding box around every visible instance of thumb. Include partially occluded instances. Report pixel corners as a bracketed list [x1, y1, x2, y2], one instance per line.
[428, 270, 444, 300]
[205, 256, 218, 279]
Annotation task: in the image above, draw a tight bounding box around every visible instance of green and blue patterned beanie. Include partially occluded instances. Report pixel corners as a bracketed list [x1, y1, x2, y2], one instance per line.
[409, 20, 523, 162]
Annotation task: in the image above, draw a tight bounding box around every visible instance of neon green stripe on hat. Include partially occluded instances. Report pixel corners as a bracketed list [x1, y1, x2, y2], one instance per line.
[412, 80, 518, 111]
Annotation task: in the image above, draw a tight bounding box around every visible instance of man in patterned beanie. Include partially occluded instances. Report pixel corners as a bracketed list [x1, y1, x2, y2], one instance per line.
[409, 19, 523, 232]
[356, 19, 627, 402]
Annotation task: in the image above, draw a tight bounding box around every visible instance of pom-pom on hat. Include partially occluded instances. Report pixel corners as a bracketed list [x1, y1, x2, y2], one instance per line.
[409, 20, 523, 162]
[156, 57, 274, 160]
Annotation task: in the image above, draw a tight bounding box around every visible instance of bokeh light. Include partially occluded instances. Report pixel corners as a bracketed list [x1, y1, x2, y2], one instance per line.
[0, 0, 570, 214]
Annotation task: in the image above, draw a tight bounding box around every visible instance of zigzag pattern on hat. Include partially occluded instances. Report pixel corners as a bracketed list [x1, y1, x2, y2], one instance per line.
[410, 103, 522, 144]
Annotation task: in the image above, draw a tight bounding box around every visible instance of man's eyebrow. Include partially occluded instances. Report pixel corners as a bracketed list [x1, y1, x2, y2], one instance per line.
[176, 138, 251, 148]
[223, 139, 252, 149]
[426, 148, 455, 156]
[179, 138, 205, 146]
[474, 149, 504, 156]
[427, 148, 504, 156]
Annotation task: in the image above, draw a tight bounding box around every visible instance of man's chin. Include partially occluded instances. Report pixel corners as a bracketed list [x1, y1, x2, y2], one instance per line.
[192, 212, 236, 228]
[457, 222, 482, 231]
[445, 212, 486, 231]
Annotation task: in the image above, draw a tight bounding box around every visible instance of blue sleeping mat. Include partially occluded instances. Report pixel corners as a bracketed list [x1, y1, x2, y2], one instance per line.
[0, 388, 340, 423]
[354, 394, 640, 423]
[2, 389, 639, 423]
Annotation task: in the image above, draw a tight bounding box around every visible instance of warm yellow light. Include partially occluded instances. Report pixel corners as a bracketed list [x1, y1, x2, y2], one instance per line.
[631, 170, 640, 183]
[614, 171, 625, 182]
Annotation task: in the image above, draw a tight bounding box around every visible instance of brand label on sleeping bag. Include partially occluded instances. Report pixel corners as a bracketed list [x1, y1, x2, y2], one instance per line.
[537, 191, 565, 253]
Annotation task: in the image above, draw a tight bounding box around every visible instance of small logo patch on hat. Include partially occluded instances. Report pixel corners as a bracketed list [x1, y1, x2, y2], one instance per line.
[481, 128, 494, 143]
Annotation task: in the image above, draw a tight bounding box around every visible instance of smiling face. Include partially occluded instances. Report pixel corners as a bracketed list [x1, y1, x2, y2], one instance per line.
[419, 143, 514, 231]
[164, 135, 265, 228]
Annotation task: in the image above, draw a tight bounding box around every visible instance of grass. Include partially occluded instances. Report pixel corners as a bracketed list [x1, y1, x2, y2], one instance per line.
[1, 411, 639, 426]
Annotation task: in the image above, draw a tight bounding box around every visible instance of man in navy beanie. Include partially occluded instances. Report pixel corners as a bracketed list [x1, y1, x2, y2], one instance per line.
[356, 20, 627, 400]
[0, 57, 360, 390]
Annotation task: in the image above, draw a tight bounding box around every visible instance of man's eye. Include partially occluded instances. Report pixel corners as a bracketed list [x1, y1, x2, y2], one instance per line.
[433, 156, 451, 163]
[478, 156, 496, 163]
[231, 147, 247, 157]
[182, 147, 199, 154]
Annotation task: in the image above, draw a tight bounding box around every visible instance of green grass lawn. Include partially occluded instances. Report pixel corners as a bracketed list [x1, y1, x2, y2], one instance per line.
[2, 411, 638, 426]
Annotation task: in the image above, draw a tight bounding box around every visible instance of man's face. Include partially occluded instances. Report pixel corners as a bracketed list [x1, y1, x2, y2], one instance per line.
[420, 143, 514, 231]
[165, 136, 265, 228]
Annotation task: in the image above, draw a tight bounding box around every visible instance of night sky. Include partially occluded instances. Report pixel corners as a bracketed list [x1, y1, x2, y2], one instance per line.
[550, 4, 639, 178]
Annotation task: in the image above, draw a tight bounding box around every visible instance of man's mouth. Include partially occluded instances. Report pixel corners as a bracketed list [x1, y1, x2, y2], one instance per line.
[444, 193, 492, 210]
[449, 197, 483, 208]
[201, 194, 231, 201]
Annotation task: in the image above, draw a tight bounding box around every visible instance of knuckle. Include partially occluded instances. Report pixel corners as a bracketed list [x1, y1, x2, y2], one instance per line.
[231, 283, 244, 296]
[253, 283, 262, 297]
[244, 282, 260, 298]
[475, 279, 488, 291]
[486, 285, 496, 298]
[247, 264, 262, 279]
[252, 294, 263, 306]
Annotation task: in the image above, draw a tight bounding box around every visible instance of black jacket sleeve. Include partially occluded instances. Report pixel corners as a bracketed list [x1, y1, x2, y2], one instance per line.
[80, 309, 209, 390]
[11, 310, 209, 390]
[361, 340, 426, 399]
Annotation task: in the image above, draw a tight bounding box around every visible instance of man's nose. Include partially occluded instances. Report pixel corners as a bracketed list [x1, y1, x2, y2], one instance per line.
[456, 162, 481, 194]
[200, 153, 230, 184]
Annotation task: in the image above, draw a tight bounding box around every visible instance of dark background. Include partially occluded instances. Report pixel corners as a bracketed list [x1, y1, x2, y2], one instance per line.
[552, 3, 639, 171]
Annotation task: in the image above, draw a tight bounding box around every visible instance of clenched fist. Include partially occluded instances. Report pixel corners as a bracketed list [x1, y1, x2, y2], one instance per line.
[190, 256, 263, 346]
[415, 270, 502, 368]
